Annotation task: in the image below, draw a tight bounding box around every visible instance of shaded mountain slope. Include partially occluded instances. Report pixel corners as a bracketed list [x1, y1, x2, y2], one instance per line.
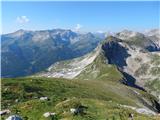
[1, 29, 103, 77]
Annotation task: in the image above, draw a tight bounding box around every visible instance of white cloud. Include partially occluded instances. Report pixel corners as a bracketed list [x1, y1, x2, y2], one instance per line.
[75, 24, 82, 31]
[97, 30, 104, 33]
[16, 16, 29, 24]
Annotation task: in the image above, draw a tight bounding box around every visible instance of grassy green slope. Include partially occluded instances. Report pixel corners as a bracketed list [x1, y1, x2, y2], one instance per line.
[76, 50, 123, 81]
[1, 77, 158, 120]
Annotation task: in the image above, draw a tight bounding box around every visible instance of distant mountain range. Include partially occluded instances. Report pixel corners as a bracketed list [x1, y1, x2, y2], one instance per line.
[1, 29, 104, 77]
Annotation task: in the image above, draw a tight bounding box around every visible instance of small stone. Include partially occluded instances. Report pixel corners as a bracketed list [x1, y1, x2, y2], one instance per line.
[70, 108, 77, 114]
[43, 112, 56, 118]
[6, 115, 22, 120]
[0, 109, 11, 115]
[15, 99, 19, 103]
[43, 112, 50, 117]
[40, 97, 48, 101]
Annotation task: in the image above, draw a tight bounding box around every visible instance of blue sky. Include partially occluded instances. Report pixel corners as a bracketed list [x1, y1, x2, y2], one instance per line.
[1, 1, 160, 34]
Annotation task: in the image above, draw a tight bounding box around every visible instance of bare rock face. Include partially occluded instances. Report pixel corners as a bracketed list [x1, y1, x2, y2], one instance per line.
[102, 36, 130, 68]
[116, 29, 160, 51]
[102, 31, 160, 101]
[145, 29, 160, 50]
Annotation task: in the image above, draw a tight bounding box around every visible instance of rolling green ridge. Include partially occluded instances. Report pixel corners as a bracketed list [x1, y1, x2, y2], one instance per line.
[1, 77, 159, 120]
[76, 50, 123, 81]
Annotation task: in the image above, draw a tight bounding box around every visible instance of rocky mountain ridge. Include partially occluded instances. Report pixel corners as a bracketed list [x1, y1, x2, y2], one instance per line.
[37, 29, 160, 102]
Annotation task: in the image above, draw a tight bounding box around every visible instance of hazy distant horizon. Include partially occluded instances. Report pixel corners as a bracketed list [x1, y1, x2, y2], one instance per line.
[2, 27, 160, 35]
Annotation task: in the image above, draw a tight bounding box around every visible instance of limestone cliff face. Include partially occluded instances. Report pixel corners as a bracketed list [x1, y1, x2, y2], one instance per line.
[101, 32, 160, 102]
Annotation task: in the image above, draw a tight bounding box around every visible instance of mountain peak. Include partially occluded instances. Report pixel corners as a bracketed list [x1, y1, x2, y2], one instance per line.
[145, 29, 160, 38]
[116, 30, 144, 40]
[102, 36, 122, 44]
[8, 29, 28, 37]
